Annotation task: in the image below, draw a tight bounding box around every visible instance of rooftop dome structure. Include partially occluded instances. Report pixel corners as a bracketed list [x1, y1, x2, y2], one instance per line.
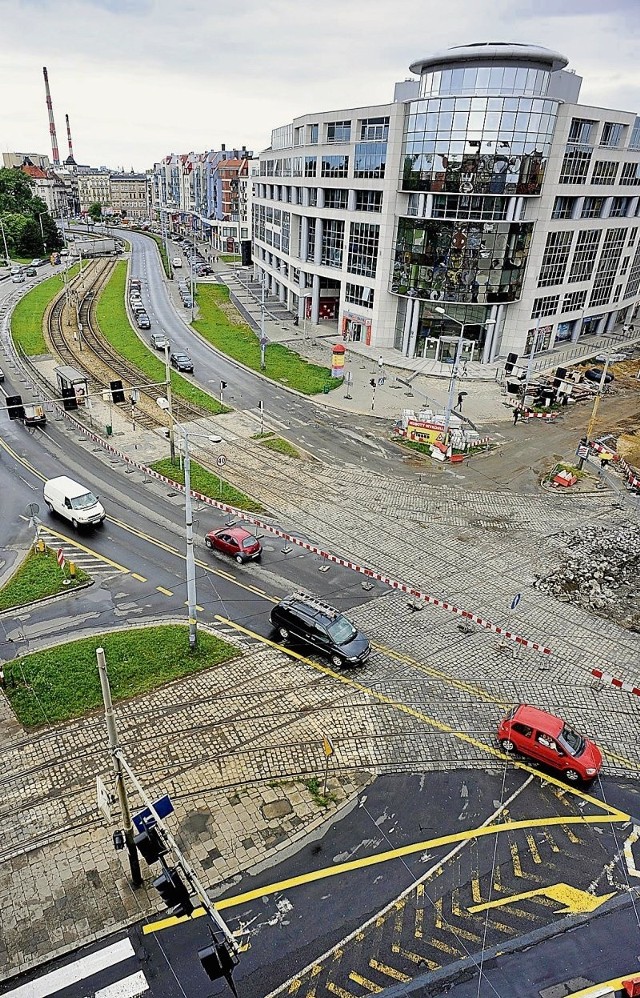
[410, 42, 568, 77]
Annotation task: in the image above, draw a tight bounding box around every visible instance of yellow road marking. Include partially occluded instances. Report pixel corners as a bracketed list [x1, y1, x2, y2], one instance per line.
[184, 601, 204, 612]
[471, 877, 482, 903]
[347, 972, 382, 992]
[469, 883, 615, 916]
[427, 936, 464, 956]
[526, 832, 542, 864]
[368, 960, 410, 984]
[326, 983, 356, 997]
[569, 975, 634, 997]
[395, 947, 439, 971]
[540, 829, 560, 853]
[414, 884, 423, 938]
[562, 824, 583, 844]
[156, 586, 173, 597]
[131, 573, 147, 582]
[213, 618, 630, 819]
[510, 841, 523, 878]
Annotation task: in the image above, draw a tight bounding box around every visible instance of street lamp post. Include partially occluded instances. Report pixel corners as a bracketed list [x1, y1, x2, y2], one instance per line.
[179, 426, 198, 652]
[260, 273, 267, 370]
[435, 307, 495, 437]
[163, 341, 175, 461]
[0, 216, 10, 266]
[38, 211, 48, 256]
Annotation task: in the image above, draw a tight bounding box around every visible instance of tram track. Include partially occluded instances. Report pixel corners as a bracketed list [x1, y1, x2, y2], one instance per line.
[45, 259, 218, 429]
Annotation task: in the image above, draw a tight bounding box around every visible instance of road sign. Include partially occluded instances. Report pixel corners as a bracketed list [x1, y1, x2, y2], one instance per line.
[96, 776, 112, 822]
[510, 593, 521, 610]
[133, 794, 174, 832]
[260, 337, 268, 346]
[217, 455, 227, 468]
[56, 548, 66, 570]
[576, 444, 590, 459]
[25, 502, 40, 518]
[322, 735, 335, 758]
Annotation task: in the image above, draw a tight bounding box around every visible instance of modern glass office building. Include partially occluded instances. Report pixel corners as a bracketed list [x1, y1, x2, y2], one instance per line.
[253, 43, 640, 364]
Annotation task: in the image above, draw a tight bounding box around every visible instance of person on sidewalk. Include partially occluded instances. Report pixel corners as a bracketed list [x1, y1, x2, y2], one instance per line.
[457, 391, 464, 411]
[513, 407, 520, 425]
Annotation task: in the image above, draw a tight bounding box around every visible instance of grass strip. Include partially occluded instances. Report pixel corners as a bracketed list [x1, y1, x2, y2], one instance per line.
[4, 626, 241, 728]
[0, 546, 90, 611]
[151, 457, 264, 512]
[96, 261, 227, 414]
[11, 265, 81, 355]
[192, 284, 342, 395]
[258, 437, 301, 459]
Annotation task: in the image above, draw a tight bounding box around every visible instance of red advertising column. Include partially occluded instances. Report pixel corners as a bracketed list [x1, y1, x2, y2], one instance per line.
[331, 343, 346, 378]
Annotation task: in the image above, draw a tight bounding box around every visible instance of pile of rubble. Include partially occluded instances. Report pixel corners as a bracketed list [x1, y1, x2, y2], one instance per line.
[534, 522, 640, 629]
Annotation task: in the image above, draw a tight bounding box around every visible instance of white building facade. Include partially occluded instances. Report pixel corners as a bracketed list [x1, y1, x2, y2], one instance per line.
[253, 43, 640, 363]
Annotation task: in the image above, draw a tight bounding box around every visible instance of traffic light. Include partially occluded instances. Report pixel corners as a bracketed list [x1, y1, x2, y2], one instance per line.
[6, 395, 25, 420]
[110, 380, 126, 404]
[199, 940, 239, 993]
[504, 352, 518, 375]
[134, 825, 168, 866]
[369, 379, 376, 388]
[220, 381, 227, 390]
[152, 867, 194, 917]
[61, 387, 78, 411]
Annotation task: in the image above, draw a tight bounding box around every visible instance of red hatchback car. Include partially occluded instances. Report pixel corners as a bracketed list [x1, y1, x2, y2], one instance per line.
[204, 526, 262, 564]
[497, 704, 602, 784]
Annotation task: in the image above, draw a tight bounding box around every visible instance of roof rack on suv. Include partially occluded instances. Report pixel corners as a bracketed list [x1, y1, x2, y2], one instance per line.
[290, 591, 341, 619]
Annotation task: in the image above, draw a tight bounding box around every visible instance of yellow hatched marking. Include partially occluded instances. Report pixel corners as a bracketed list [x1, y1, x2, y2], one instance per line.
[510, 841, 523, 878]
[471, 877, 482, 903]
[434, 897, 444, 929]
[493, 864, 502, 892]
[326, 984, 357, 998]
[287, 981, 301, 994]
[428, 936, 465, 956]
[415, 884, 424, 938]
[397, 947, 440, 971]
[369, 960, 411, 983]
[526, 833, 542, 864]
[562, 824, 582, 844]
[541, 829, 560, 853]
[348, 973, 382, 992]
[156, 585, 173, 596]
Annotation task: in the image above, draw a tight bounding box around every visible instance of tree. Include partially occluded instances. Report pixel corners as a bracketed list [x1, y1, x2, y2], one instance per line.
[88, 202, 103, 222]
[0, 168, 62, 257]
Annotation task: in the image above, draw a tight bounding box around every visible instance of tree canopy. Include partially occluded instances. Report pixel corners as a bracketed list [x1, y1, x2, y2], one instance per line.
[0, 168, 62, 260]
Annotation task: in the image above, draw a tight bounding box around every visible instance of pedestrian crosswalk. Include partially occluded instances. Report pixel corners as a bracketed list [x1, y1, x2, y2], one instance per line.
[35, 527, 127, 580]
[0, 939, 149, 998]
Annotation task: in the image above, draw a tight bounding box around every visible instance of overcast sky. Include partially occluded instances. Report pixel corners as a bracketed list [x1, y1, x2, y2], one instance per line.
[1, 0, 638, 173]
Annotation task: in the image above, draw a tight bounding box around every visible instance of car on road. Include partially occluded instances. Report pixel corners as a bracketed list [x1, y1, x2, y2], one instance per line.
[130, 300, 147, 315]
[170, 351, 194, 372]
[11, 272, 25, 283]
[43, 476, 106, 528]
[204, 526, 262, 563]
[24, 266, 37, 277]
[584, 367, 614, 384]
[172, 257, 182, 268]
[196, 264, 213, 276]
[270, 591, 371, 669]
[136, 312, 151, 329]
[182, 297, 194, 309]
[30, 258, 46, 267]
[150, 332, 169, 350]
[497, 704, 602, 784]
[10, 266, 21, 275]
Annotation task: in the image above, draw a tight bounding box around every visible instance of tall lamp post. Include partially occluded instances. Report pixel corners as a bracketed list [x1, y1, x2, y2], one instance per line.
[38, 211, 49, 256]
[260, 272, 267, 370]
[435, 307, 495, 436]
[0, 216, 10, 266]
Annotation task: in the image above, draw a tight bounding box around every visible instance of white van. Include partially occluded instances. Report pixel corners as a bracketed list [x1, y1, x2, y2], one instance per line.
[172, 257, 182, 268]
[43, 476, 106, 528]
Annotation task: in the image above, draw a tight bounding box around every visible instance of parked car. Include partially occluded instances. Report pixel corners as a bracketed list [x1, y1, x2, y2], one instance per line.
[196, 265, 213, 276]
[182, 297, 194, 309]
[136, 312, 151, 329]
[24, 266, 37, 277]
[150, 332, 169, 350]
[170, 351, 194, 372]
[30, 258, 45, 267]
[497, 704, 602, 784]
[270, 592, 371, 669]
[204, 526, 262, 564]
[172, 257, 182, 268]
[584, 367, 614, 384]
[131, 301, 147, 315]
[11, 272, 25, 283]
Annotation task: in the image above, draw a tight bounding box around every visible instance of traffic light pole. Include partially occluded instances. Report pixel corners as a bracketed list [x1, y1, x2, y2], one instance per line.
[115, 750, 239, 953]
[96, 648, 142, 887]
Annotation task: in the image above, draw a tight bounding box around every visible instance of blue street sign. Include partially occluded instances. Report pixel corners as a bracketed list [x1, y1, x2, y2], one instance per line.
[133, 794, 174, 832]
[510, 594, 522, 610]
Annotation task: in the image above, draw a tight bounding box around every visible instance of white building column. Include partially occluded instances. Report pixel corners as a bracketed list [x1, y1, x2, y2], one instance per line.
[488, 304, 506, 362]
[300, 216, 309, 263]
[423, 194, 432, 218]
[314, 217, 323, 266]
[311, 273, 320, 324]
[347, 189, 357, 212]
[316, 188, 325, 209]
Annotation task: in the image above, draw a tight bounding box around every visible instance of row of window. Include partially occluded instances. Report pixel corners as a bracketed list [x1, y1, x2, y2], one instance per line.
[559, 148, 640, 185]
[553, 194, 640, 220]
[260, 147, 387, 180]
[537, 226, 637, 303]
[568, 116, 637, 150]
[290, 117, 390, 147]
[254, 209, 380, 280]
[254, 184, 383, 213]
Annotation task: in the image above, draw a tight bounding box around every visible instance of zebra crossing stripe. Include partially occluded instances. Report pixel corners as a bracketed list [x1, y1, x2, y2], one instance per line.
[94, 971, 149, 998]
[1, 939, 135, 998]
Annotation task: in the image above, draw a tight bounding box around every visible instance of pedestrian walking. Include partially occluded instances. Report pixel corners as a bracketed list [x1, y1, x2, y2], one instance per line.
[457, 391, 465, 411]
[513, 407, 520, 425]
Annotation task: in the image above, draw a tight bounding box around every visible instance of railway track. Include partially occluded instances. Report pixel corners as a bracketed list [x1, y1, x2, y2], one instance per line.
[46, 261, 216, 430]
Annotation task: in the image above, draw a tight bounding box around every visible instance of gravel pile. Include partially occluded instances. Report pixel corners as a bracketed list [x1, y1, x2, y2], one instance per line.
[534, 522, 640, 629]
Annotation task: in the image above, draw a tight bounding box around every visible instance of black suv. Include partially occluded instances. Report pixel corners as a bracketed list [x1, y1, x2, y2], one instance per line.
[270, 591, 370, 669]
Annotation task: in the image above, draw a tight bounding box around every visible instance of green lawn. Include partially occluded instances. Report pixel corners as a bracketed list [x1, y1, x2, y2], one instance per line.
[4, 626, 241, 729]
[258, 437, 301, 459]
[151, 457, 264, 512]
[0, 546, 90, 611]
[96, 262, 227, 414]
[193, 284, 342, 395]
[11, 265, 81, 355]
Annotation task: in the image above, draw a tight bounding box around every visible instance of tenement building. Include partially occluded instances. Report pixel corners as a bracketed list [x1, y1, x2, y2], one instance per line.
[253, 43, 640, 363]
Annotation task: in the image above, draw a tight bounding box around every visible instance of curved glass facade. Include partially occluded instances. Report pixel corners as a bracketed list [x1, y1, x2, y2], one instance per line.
[391, 218, 533, 305]
[402, 95, 559, 196]
[420, 65, 550, 98]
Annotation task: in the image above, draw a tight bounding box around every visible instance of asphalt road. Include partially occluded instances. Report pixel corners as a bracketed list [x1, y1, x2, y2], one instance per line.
[2, 771, 638, 998]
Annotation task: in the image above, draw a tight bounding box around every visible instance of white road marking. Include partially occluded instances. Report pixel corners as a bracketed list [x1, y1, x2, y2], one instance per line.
[94, 971, 149, 998]
[2, 939, 135, 998]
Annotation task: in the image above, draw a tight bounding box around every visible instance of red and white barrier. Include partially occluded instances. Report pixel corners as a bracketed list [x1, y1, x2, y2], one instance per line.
[592, 668, 640, 697]
[55, 406, 553, 655]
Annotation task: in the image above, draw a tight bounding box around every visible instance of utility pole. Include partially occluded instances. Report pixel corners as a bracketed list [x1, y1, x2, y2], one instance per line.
[164, 340, 175, 461]
[181, 428, 198, 651]
[97, 647, 142, 887]
[260, 275, 267, 370]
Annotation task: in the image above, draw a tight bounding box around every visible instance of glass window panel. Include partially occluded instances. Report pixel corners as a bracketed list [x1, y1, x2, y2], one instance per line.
[440, 98, 455, 111]
[504, 97, 519, 111]
[438, 111, 453, 131]
[503, 68, 517, 90]
[468, 110, 486, 130]
[489, 67, 504, 89]
[455, 97, 471, 111]
[462, 68, 477, 91]
[515, 111, 530, 130]
[451, 68, 465, 89]
[514, 68, 528, 90]
[441, 70, 452, 91]
[475, 67, 491, 91]
[501, 112, 516, 130]
[518, 98, 533, 112]
[485, 110, 501, 129]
